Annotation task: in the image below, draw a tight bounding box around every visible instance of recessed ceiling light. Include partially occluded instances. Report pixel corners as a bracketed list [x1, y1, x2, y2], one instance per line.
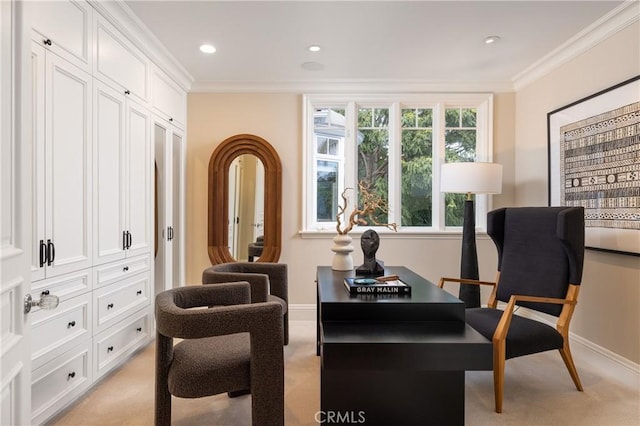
[199, 44, 216, 54]
[308, 45, 321, 52]
[484, 36, 501, 45]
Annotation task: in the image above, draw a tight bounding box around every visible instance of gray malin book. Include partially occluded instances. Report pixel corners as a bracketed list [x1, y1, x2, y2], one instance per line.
[343, 276, 411, 296]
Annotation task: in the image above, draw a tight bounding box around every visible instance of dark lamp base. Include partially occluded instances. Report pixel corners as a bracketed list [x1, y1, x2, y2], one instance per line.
[460, 199, 480, 308]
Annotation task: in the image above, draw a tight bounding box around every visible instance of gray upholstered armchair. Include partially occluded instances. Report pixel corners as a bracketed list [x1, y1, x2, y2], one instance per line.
[202, 262, 289, 345]
[439, 206, 585, 413]
[155, 283, 284, 426]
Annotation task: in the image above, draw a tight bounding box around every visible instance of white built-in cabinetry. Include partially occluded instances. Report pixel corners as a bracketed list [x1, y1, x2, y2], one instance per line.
[30, 42, 93, 282]
[93, 81, 152, 265]
[26, 1, 186, 423]
[94, 16, 150, 106]
[152, 64, 185, 294]
[152, 66, 186, 129]
[29, 0, 92, 72]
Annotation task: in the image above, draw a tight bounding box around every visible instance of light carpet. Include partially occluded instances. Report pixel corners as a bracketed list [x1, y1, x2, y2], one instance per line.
[49, 321, 639, 425]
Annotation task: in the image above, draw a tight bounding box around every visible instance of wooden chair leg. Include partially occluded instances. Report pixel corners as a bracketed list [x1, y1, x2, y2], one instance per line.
[493, 340, 506, 413]
[559, 345, 583, 391]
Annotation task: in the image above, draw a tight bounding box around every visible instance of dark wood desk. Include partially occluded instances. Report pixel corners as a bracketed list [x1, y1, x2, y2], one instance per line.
[317, 266, 492, 426]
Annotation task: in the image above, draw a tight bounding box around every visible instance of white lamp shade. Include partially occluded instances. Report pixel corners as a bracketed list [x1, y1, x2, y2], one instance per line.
[440, 162, 503, 194]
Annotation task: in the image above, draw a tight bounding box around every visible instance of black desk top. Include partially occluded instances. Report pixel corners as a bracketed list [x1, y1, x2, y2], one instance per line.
[317, 266, 465, 323]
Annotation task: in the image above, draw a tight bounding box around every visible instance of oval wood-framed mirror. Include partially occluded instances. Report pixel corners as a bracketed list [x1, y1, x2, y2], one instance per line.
[208, 134, 282, 264]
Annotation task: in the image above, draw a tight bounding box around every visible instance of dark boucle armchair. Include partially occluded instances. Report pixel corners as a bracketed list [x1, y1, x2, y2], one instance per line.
[155, 282, 284, 426]
[202, 262, 289, 345]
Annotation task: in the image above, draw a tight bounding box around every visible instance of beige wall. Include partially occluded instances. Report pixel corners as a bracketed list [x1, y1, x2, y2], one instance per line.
[186, 92, 516, 308]
[515, 23, 640, 363]
[186, 20, 639, 365]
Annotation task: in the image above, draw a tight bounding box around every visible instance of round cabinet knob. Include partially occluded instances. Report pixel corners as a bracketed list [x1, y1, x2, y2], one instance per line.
[107, 346, 114, 353]
[68, 321, 76, 328]
[124, 89, 131, 95]
[107, 303, 114, 309]
[67, 372, 76, 379]
[44, 39, 52, 46]
[136, 327, 142, 332]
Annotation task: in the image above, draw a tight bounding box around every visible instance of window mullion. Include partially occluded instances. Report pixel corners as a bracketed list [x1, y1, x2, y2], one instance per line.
[302, 96, 314, 230]
[344, 102, 357, 211]
[388, 102, 401, 227]
[432, 103, 446, 231]
[474, 96, 493, 231]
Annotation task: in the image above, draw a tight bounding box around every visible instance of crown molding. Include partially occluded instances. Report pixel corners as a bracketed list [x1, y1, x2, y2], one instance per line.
[88, 0, 637, 95]
[190, 79, 515, 94]
[88, 0, 194, 92]
[513, 0, 640, 91]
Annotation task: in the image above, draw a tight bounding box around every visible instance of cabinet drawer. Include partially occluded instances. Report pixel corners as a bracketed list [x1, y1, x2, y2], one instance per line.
[31, 292, 92, 370]
[94, 272, 150, 333]
[94, 254, 150, 288]
[31, 268, 92, 303]
[94, 309, 150, 380]
[32, 341, 92, 426]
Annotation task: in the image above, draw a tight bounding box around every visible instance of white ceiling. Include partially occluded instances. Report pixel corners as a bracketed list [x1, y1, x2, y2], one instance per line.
[123, 1, 626, 91]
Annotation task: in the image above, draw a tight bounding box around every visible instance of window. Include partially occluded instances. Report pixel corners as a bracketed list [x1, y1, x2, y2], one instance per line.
[302, 94, 494, 234]
[312, 108, 345, 223]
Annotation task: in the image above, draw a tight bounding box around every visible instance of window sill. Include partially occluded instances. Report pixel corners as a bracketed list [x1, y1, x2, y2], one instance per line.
[298, 229, 491, 240]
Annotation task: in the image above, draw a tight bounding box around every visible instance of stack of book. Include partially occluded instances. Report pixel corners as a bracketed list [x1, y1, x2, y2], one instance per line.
[343, 275, 411, 296]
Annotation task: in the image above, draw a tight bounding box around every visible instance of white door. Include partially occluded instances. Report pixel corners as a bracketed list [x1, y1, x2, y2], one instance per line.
[126, 100, 151, 258]
[30, 42, 46, 282]
[93, 81, 126, 265]
[1, 1, 31, 422]
[44, 51, 93, 278]
[170, 130, 183, 286]
[153, 119, 183, 293]
[153, 120, 171, 294]
[253, 160, 265, 242]
[228, 159, 241, 259]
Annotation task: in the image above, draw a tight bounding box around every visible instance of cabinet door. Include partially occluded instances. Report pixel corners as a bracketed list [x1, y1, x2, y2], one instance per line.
[31, 42, 46, 282]
[125, 101, 151, 258]
[93, 81, 126, 265]
[153, 120, 172, 294]
[44, 53, 93, 278]
[170, 128, 184, 286]
[28, 0, 93, 72]
[94, 16, 149, 105]
[152, 119, 185, 291]
[151, 67, 186, 130]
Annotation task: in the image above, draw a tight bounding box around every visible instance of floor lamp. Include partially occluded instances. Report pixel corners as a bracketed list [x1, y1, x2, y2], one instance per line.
[441, 162, 502, 308]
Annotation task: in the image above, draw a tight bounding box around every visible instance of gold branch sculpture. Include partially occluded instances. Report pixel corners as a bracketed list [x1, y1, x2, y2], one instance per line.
[335, 181, 398, 235]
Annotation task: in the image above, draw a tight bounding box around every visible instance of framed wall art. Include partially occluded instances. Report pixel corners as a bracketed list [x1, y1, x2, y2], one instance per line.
[547, 75, 640, 256]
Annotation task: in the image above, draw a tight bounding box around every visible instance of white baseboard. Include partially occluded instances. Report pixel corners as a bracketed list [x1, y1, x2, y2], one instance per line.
[289, 303, 316, 321]
[293, 303, 640, 389]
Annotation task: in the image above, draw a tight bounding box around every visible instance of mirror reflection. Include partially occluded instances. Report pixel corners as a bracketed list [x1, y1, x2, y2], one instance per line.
[227, 154, 265, 261]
